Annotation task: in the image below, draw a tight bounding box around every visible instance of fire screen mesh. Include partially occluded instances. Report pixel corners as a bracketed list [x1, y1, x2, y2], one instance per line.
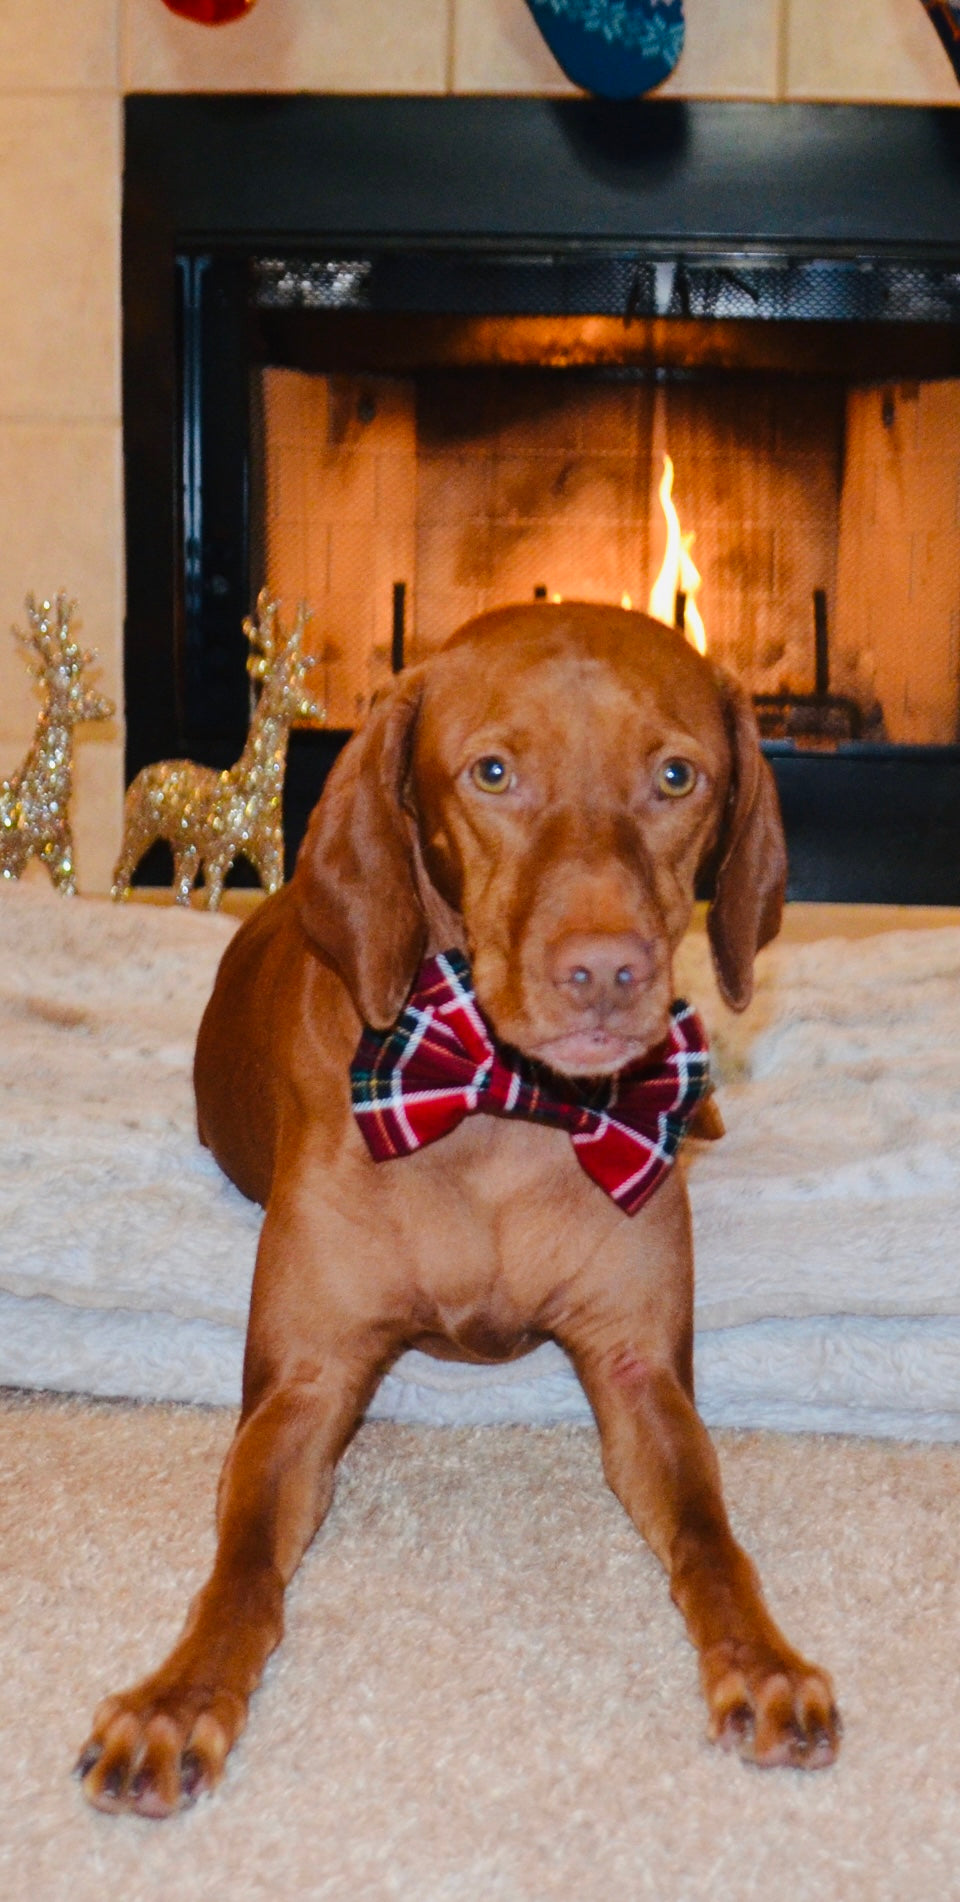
[260, 358, 960, 747]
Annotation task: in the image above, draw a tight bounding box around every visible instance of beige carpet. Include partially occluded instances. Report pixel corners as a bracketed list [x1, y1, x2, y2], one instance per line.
[2, 1391, 959, 1900]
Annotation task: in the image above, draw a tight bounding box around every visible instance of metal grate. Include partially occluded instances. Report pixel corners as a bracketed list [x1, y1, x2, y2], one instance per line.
[253, 251, 960, 324]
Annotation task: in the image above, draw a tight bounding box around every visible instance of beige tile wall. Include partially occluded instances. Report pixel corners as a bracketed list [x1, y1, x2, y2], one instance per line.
[122, 0, 451, 92]
[454, 0, 960, 101]
[0, 0, 955, 889]
[787, 0, 959, 103]
[836, 383, 960, 743]
[262, 369, 417, 726]
[453, 0, 785, 99]
[0, 0, 118, 91]
[0, 17, 122, 896]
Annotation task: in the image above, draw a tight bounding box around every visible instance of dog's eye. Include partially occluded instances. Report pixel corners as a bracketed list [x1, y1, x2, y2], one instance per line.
[470, 756, 513, 794]
[655, 758, 697, 799]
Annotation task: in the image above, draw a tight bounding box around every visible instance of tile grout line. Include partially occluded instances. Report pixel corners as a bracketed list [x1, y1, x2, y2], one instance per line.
[445, 0, 457, 94]
[0, 415, 122, 430]
[118, 0, 129, 95]
[775, 0, 791, 100]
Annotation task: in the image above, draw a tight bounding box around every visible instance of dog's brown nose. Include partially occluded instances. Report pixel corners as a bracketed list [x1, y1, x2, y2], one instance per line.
[547, 931, 655, 1015]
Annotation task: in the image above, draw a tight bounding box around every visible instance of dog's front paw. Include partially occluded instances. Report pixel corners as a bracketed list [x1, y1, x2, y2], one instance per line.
[702, 1642, 841, 1770]
[75, 1680, 246, 1817]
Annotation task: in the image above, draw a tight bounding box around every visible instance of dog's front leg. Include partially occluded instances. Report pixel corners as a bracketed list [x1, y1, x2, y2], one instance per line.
[581, 1355, 840, 1767]
[76, 1341, 382, 1816]
[559, 1187, 840, 1770]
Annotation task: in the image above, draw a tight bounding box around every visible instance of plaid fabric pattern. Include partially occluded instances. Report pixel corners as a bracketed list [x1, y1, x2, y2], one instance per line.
[350, 950, 710, 1216]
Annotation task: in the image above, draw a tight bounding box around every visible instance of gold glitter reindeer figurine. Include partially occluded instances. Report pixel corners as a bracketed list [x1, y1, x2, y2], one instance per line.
[0, 593, 114, 895]
[112, 592, 320, 909]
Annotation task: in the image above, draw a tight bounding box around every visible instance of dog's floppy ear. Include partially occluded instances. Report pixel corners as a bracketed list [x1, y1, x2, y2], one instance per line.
[705, 673, 787, 1012]
[294, 667, 428, 1028]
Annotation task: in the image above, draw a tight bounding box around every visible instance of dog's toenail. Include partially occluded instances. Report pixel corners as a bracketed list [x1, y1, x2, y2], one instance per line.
[102, 1764, 126, 1799]
[180, 1750, 204, 1800]
[74, 1744, 101, 1779]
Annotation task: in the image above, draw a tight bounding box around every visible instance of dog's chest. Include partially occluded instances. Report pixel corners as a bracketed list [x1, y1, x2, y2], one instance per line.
[386, 1113, 617, 1355]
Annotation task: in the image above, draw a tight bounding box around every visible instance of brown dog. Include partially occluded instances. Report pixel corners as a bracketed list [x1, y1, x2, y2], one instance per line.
[77, 603, 839, 1816]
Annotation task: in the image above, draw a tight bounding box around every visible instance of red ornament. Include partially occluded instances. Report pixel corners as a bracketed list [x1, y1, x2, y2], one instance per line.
[160, 0, 259, 24]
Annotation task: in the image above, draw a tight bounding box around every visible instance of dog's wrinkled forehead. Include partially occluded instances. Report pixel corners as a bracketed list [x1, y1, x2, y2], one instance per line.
[414, 603, 731, 787]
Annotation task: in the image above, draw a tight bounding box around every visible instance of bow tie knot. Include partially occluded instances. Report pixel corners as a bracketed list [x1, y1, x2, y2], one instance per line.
[350, 951, 711, 1216]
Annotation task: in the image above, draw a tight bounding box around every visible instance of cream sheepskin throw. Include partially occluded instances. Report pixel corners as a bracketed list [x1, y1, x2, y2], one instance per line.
[1, 884, 959, 1438]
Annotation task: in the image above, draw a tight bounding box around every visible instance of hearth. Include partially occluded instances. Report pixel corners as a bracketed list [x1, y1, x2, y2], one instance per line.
[124, 97, 960, 900]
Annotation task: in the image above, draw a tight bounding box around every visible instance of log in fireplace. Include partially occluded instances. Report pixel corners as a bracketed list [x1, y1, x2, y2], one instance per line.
[124, 96, 960, 899]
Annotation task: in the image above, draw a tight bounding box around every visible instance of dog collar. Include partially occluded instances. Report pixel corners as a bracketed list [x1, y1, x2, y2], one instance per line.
[350, 951, 710, 1216]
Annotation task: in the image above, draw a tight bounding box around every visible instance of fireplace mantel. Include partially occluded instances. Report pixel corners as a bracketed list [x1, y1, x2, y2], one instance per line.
[127, 95, 960, 250]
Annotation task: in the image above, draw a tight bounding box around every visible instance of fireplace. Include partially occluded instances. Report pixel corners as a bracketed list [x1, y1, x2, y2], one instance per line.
[124, 96, 960, 899]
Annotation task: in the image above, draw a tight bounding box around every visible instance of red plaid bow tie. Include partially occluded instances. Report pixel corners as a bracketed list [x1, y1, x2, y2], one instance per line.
[350, 951, 711, 1215]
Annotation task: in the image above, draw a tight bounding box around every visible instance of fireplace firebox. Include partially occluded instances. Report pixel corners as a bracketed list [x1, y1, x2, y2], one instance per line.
[124, 96, 960, 899]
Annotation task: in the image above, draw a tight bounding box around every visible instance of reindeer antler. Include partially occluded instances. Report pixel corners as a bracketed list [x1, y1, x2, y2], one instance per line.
[289, 600, 311, 648]
[243, 590, 281, 681]
[10, 594, 75, 690]
[11, 624, 45, 681]
[10, 591, 114, 726]
[244, 593, 313, 682]
[20, 592, 79, 666]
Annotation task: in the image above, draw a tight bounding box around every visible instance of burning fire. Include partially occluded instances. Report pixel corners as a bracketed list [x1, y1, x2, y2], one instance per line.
[537, 457, 706, 647]
[647, 455, 707, 656]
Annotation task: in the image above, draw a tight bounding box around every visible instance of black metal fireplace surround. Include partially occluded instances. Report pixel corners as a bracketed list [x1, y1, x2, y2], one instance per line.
[124, 95, 960, 899]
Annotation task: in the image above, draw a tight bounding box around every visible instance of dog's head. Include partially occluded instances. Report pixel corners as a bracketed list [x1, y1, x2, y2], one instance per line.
[294, 604, 785, 1076]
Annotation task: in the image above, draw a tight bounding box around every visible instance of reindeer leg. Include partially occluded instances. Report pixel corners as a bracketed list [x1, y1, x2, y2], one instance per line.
[254, 832, 285, 897]
[112, 780, 160, 900]
[200, 856, 229, 911]
[172, 846, 200, 907]
[46, 830, 77, 896]
[1, 823, 29, 881]
[111, 841, 144, 900]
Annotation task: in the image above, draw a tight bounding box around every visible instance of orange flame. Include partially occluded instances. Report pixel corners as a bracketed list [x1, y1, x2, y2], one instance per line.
[647, 455, 707, 656]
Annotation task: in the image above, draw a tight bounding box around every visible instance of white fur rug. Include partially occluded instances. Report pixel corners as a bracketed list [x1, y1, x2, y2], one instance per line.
[2, 884, 959, 1438]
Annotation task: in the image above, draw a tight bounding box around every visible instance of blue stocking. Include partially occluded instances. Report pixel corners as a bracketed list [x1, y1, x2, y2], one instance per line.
[525, 0, 685, 99]
[918, 1, 960, 81]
